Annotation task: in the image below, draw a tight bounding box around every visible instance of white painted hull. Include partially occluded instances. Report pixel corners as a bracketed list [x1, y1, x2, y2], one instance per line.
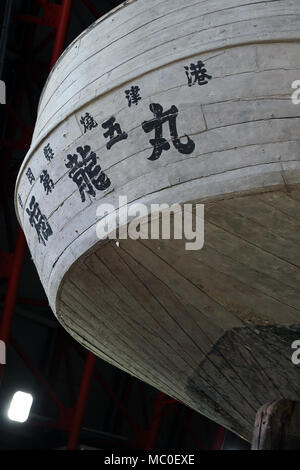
[15, 0, 300, 440]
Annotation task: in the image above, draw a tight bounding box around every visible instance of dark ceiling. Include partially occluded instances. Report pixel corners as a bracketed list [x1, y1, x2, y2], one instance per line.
[0, 0, 249, 450]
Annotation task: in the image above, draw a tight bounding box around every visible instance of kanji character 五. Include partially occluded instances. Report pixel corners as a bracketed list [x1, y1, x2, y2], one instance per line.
[102, 117, 128, 150]
[80, 112, 98, 133]
[65, 145, 111, 203]
[40, 169, 54, 195]
[125, 86, 141, 107]
[142, 103, 195, 161]
[26, 195, 53, 246]
[43, 143, 54, 162]
[26, 167, 35, 185]
[184, 60, 212, 87]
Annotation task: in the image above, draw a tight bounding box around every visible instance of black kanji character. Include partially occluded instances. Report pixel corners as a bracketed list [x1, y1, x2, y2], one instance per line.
[142, 103, 195, 161]
[65, 145, 111, 203]
[26, 167, 35, 185]
[102, 117, 128, 150]
[18, 194, 23, 209]
[184, 61, 212, 87]
[44, 143, 54, 161]
[125, 86, 141, 107]
[80, 112, 98, 133]
[26, 195, 53, 246]
[40, 169, 54, 195]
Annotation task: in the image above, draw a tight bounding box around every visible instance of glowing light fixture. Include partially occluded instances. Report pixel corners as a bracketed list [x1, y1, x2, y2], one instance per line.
[7, 391, 33, 423]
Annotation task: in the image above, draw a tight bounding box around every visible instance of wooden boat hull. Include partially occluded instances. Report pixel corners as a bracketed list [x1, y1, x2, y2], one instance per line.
[15, 0, 300, 440]
[57, 188, 300, 441]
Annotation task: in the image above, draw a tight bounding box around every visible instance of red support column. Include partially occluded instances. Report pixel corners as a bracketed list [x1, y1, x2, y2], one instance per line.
[212, 425, 226, 450]
[67, 352, 96, 450]
[172, 407, 205, 449]
[50, 0, 73, 69]
[73, 342, 140, 436]
[81, 0, 102, 19]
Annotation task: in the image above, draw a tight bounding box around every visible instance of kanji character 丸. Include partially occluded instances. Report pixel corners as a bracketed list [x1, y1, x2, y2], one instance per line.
[26, 196, 53, 246]
[65, 145, 111, 203]
[142, 103, 195, 161]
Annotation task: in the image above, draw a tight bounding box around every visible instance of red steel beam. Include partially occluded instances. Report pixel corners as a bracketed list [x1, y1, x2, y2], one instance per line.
[67, 352, 96, 450]
[211, 425, 226, 450]
[141, 393, 206, 450]
[90, 363, 141, 435]
[81, 0, 102, 19]
[50, 0, 73, 69]
[73, 342, 141, 435]
[172, 407, 205, 450]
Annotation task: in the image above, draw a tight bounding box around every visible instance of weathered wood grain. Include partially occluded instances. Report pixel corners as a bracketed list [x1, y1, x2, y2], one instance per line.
[251, 400, 300, 449]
